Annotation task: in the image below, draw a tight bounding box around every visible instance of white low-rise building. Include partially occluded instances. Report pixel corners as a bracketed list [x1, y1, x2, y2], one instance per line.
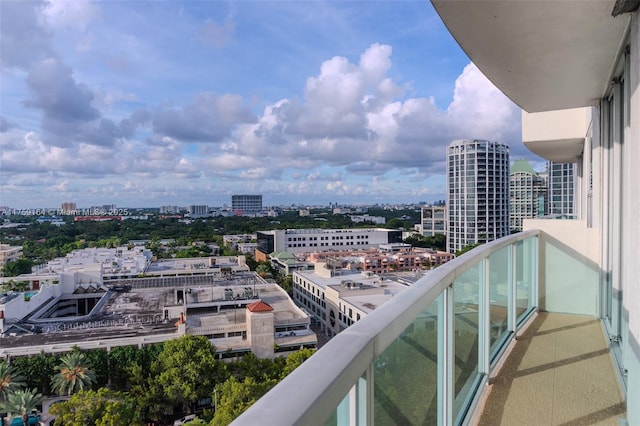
[0, 268, 315, 359]
[350, 214, 386, 225]
[40, 246, 152, 278]
[293, 263, 411, 337]
[256, 228, 403, 260]
[0, 244, 23, 275]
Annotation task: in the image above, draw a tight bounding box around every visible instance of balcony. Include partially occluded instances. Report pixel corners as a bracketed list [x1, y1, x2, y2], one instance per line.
[233, 229, 626, 425]
[522, 108, 589, 163]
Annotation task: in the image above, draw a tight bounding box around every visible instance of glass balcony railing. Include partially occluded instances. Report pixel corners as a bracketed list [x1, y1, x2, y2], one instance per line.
[233, 230, 539, 426]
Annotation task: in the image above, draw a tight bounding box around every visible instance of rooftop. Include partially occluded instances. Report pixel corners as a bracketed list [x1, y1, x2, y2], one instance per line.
[0, 273, 309, 357]
[510, 159, 538, 176]
[295, 269, 412, 315]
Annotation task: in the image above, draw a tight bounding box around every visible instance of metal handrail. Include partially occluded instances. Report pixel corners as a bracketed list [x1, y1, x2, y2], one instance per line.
[233, 230, 539, 425]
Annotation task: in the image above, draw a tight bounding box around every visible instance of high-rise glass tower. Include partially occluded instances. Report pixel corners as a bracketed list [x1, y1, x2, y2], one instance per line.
[510, 159, 548, 231]
[447, 139, 510, 253]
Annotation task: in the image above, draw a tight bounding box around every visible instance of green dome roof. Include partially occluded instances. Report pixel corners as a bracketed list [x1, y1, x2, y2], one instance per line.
[510, 159, 537, 175]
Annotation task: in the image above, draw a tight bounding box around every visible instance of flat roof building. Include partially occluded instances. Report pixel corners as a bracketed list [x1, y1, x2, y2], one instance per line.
[0, 244, 23, 275]
[256, 228, 403, 260]
[293, 265, 411, 338]
[0, 258, 314, 360]
[232, 195, 262, 214]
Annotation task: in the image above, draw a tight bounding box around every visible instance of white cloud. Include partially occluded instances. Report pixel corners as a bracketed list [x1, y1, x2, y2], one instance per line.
[44, 0, 101, 32]
[153, 92, 255, 142]
[447, 63, 519, 142]
[0, 1, 55, 71]
[2, 31, 524, 207]
[359, 43, 392, 86]
[225, 46, 520, 179]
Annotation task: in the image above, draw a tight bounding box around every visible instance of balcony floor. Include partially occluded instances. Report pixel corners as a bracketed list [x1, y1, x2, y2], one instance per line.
[479, 312, 626, 425]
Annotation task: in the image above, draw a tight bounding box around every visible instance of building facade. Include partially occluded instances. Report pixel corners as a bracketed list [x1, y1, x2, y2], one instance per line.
[232, 195, 263, 214]
[420, 204, 447, 237]
[547, 161, 576, 217]
[292, 265, 408, 338]
[256, 228, 404, 259]
[0, 258, 314, 359]
[0, 244, 23, 275]
[510, 159, 548, 232]
[60, 202, 76, 214]
[446, 139, 510, 253]
[187, 205, 209, 217]
[159, 205, 180, 214]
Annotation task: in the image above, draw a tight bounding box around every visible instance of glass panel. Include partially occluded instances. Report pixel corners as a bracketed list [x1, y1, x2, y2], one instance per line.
[515, 238, 534, 323]
[357, 376, 366, 426]
[606, 96, 615, 327]
[374, 301, 439, 425]
[489, 247, 510, 353]
[325, 391, 350, 426]
[453, 264, 481, 420]
[325, 377, 367, 426]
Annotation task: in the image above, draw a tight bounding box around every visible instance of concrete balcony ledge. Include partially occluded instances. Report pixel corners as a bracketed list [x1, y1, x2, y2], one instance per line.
[522, 108, 590, 163]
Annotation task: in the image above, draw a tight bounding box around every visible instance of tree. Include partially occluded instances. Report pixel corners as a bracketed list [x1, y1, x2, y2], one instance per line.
[255, 262, 273, 279]
[281, 348, 315, 378]
[0, 388, 43, 426]
[0, 361, 25, 401]
[12, 353, 59, 396]
[2, 258, 34, 277]
[106, 344, 163, 391]
[124, 363, 166, 423]
[227, 353, 284, 383]
[51, 352, 96, 396]
[244, 255, 258, 271]
[150, 336, 227, 413]
[404, 233, 446, 251]
[48, 388, 140, 426]
[455, 243, 482, 257]
[82, 349, 110, 388]
[211, 376, 278, 426]
[276, 273, 293, 295]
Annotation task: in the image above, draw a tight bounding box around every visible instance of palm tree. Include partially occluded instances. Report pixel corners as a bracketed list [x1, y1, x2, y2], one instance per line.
[51, 352, 96, 396]
[0, 361, 25, 401]
[0, 388, 43, 425]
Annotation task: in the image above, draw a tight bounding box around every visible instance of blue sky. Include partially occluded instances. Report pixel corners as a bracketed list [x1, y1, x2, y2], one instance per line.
[1, 0, 536, 209]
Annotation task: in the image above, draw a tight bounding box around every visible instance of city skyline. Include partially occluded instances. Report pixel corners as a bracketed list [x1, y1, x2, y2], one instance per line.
[1, 1, 538, 209]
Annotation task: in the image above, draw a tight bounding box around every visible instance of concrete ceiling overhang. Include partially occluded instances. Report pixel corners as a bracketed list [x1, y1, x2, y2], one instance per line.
[523, 139, 584, 163]
[431, 0, 631, 113]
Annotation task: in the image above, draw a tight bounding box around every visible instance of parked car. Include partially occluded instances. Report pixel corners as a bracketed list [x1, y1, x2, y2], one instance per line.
[173, 414, 197, 425]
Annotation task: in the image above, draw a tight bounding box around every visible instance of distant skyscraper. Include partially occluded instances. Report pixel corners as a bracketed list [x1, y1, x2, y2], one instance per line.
[232, 195, 262, 214]
[547, 161, 575, 216]
[187, 205, 209, 217]
[61, 202, 77, 214]
[446, 139, 510, 253]
[509, 159, 548, 232]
